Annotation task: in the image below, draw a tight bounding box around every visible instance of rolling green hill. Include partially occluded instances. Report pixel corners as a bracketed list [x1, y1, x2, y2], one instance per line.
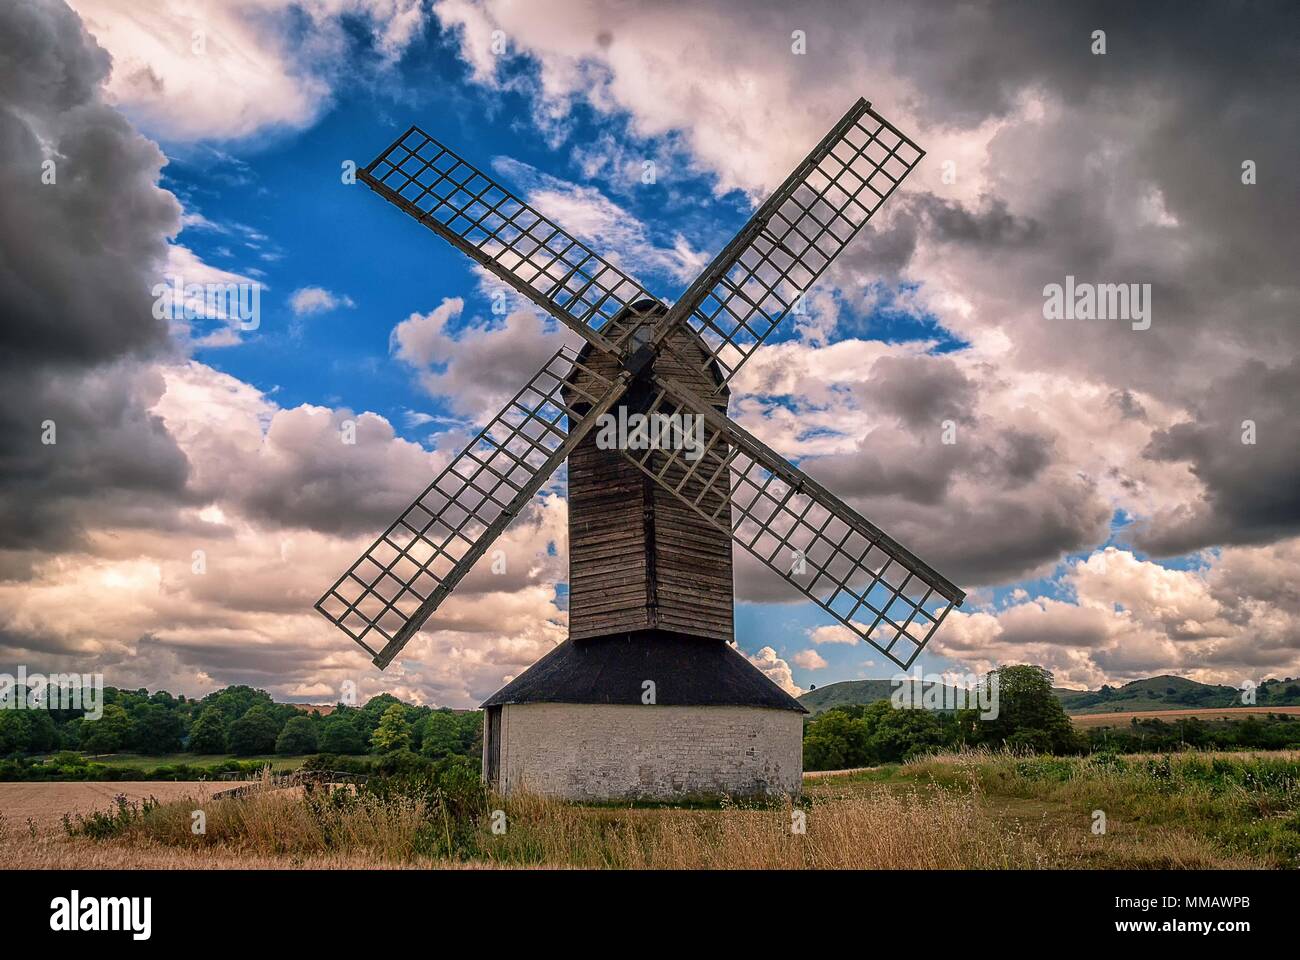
[798, 679, 970, 716]
[1054, 674, 1300, 714]
[798, 673, 1300, 716]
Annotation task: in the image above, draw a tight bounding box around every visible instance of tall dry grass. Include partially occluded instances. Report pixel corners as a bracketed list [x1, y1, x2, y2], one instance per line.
[64, 769, 441, 863]
[30, 749, 1299, 869]
[51, 767, 1070, 869]
[480, 784, 1069, 868]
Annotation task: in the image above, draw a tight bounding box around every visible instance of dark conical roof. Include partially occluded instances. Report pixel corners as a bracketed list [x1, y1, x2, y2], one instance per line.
[481, 631, 807, 712]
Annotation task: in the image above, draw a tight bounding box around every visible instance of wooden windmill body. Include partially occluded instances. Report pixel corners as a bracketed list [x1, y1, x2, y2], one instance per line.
[481, 303, 806, 800]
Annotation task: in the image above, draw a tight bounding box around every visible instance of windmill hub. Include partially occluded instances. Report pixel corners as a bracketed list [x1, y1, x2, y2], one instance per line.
[318, 98, 966, 800]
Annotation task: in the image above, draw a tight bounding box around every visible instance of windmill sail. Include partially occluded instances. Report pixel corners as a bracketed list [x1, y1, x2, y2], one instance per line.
[360, 126, 659, 355]
[617, 374, 965, 669]
[323, 97, 963, 675]
[315, 349, 629, 668]
[651, 100, 924, 389]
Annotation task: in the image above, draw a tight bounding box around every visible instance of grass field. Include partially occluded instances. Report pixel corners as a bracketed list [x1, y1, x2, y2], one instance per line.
[76, 753, 311, 772]
[4, 749, 1297, 869]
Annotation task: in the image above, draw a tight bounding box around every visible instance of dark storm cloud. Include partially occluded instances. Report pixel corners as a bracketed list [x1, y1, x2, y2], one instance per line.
[864, 354, 977, 429]
[792, 421, 1090, 588]
[917, 195, 1042, 249]
[0, 0, 191, 555]
[1134, 359, 1300, 556]
[1107, 389, 1147, 421]
[0, 362, 192, 550]
[869, 0, 1300, 553]
[0, 1, 179, 363]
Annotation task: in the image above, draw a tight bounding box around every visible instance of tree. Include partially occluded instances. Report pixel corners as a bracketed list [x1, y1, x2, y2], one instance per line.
[275, 715, 319, 755]
[187, 707, 229, 754]
[970, 664, 1084, 754]
[80, 703, 131, 754]
[319, 712, 368, 755]
[370, 704, 412, 753]
[129, 702, 185, 754]
[0, 712, 33, 754]
[865, 700, 946, 762]
[227, 705, 282, 756]
[419, 709, 479, 760]
[802, 709, 873, 770]
[199, 685, 274, 721]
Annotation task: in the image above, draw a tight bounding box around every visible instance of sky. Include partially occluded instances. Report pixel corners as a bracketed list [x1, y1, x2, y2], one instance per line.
[1, 0, 1298, 707]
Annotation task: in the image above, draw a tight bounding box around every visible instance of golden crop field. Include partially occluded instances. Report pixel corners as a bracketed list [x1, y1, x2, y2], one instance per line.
[1070, 706, 1300, 728]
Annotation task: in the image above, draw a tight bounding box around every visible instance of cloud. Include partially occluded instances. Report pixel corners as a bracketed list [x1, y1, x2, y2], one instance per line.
[68, 0, 429, 141]
[792, 649, 828, 670]
[0, 0, 192, 552]
[745, 645, 802, 697]
[289, 286, 355, 316]
[933, 545, 1300, 688]
[390, 296, 576, 422]
[730, 342, 1115, 591]
[491, 156, 707, 285]
[809, 625, 858, 646]
[0, 358, 575, 706]
[1134, 359, 1300, 555]
[438, 0, 1300, 568]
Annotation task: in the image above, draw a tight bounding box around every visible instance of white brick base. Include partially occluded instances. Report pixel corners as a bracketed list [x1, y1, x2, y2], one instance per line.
[484, 702, 803, 800]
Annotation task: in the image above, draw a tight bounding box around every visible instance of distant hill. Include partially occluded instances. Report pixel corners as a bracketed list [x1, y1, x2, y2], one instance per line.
[1054, 674, 1300, 714]
[799, 673, 1300, 716]
[798, 678, 972, 716]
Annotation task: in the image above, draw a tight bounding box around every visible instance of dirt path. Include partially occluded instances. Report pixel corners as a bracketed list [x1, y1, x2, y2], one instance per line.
[804, 766, 878, 779]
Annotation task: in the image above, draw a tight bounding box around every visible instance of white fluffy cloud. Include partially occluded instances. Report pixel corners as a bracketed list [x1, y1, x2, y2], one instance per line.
[745, 646, 802, 696]
[0, 359, 573, 707]
[289, 286, 355, 315]
[792, 649, 828, 671]
[390, 297, 575, 422]
[492, 157, 707, 284]
[934, 545, 1300, 688]
[69, 0, 429, 141]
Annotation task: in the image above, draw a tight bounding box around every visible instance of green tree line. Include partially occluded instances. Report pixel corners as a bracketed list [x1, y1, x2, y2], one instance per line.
[0, 683, 481, 762]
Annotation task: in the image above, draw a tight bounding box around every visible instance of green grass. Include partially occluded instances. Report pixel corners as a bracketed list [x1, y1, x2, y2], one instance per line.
[893, 749, 1300, 868]
[78, 753, 310, 773]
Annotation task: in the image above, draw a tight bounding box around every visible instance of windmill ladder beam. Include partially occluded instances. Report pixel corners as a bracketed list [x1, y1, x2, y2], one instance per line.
[369, 369, 633, 669]
[651, 372, 966, 606]
[358, 166, 626, 359]
[646, 97, 874, 355]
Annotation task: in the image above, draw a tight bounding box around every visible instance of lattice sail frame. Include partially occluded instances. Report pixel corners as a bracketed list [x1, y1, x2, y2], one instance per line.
[359, 127, 658, 355]
[322, 98, 964, 670]
[615, 375, 964, 670]
[316, 349, 628, 668]
[650, 99, 924, 389]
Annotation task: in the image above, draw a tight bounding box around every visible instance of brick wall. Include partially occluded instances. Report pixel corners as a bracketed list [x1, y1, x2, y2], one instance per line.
[488, 702, 802, 800]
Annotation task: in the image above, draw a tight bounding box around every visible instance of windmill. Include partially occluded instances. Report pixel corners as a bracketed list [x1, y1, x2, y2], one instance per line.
[317, 99, 965, 799]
